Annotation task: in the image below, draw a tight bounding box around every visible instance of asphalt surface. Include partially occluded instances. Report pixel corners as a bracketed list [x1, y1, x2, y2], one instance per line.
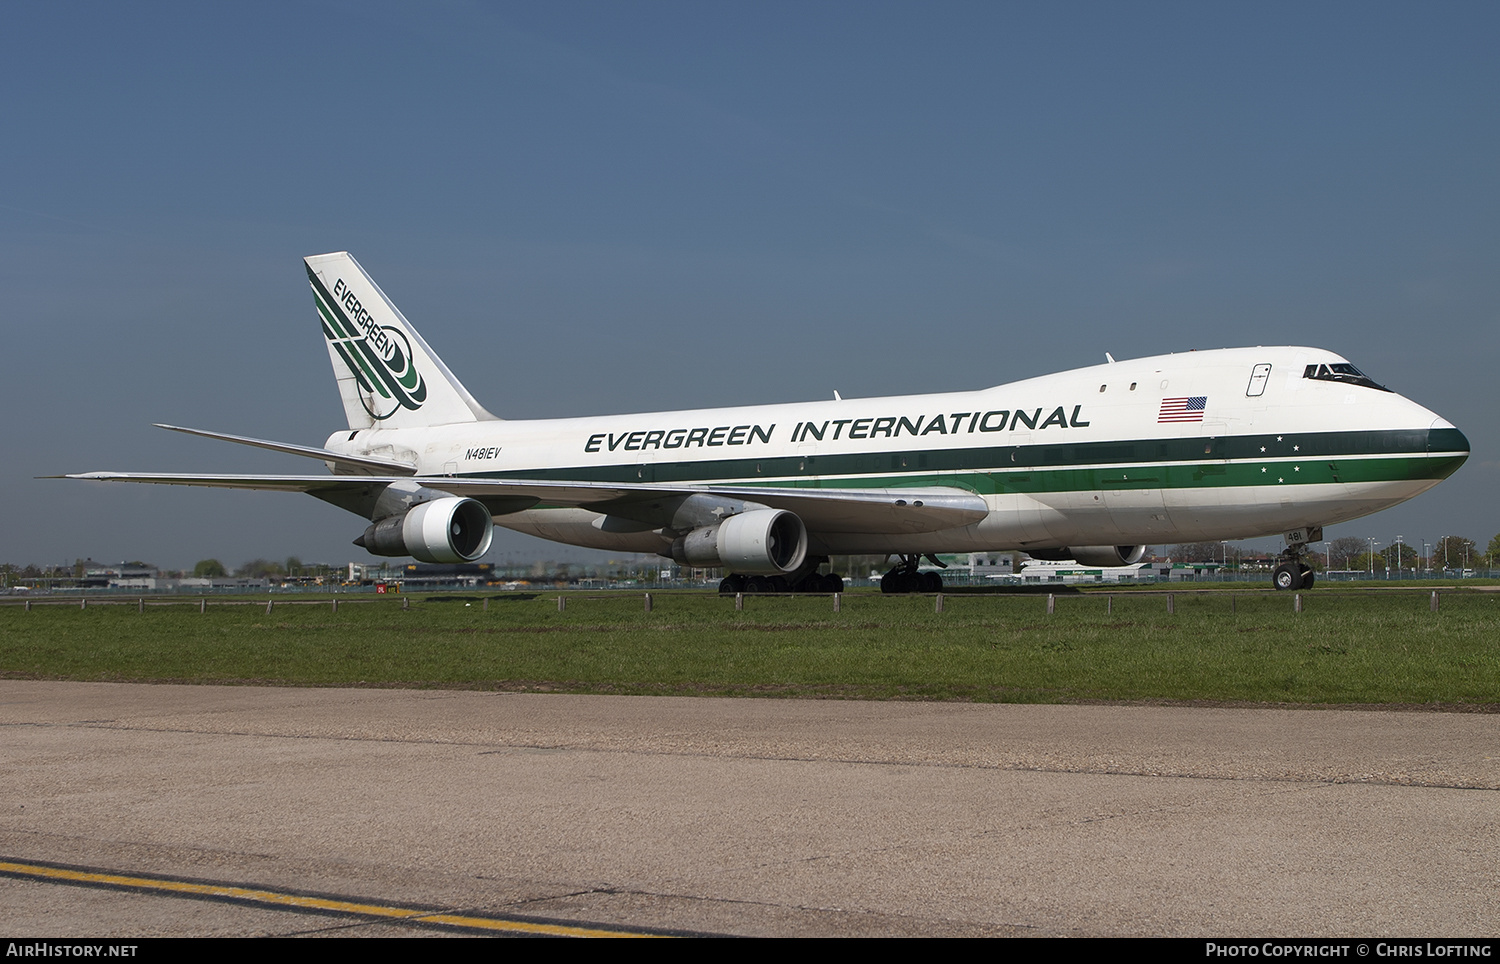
[1, 681, 1496, 937]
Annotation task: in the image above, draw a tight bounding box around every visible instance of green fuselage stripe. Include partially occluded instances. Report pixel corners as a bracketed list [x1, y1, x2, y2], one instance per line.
[467, 428, 1467, 494]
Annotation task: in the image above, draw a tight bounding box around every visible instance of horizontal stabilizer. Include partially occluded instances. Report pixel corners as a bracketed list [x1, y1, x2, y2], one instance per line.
[154, 424, 417, 476]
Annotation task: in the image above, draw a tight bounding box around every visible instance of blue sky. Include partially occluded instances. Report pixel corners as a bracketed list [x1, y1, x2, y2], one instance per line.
[5, 1, 1496, 569]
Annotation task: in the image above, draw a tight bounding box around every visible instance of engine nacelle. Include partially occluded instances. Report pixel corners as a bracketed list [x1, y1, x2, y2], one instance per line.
[670, 508, 808, 574]
[357, 496, 494, 563]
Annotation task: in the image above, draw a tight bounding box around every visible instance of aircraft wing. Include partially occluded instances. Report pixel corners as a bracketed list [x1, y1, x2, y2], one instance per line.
[63, 472, 988, 535]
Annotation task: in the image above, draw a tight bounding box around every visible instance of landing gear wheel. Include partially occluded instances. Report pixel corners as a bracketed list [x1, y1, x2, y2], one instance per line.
[881, 555, 926, 594]
[1272, 563, 1300, 591]
[744, 575, 769, 593]
[1299, 564, 1315, 590]
[719, 574, 746, 594]
[921, 571, 944, 593]
[802, 573, 841, 593]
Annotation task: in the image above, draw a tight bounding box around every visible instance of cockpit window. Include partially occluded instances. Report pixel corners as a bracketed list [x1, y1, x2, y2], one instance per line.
[1302, 362, 1390, 392]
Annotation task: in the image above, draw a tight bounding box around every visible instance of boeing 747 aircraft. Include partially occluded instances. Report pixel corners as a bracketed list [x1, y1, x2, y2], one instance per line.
[68, 252, 1468, 593]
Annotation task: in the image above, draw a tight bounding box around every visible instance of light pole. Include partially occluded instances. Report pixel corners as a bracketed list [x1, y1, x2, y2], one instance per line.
[1396, 535, 1404, 580]
[1368, 537, 1375, 577]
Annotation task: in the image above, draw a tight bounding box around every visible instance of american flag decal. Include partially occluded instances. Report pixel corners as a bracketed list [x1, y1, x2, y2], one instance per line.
[1158, 396, 1207, 423]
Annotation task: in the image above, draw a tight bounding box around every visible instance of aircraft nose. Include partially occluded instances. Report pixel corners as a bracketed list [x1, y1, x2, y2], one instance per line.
[1428, 419, 1469, 455]
[1422, 418, 1469, 484]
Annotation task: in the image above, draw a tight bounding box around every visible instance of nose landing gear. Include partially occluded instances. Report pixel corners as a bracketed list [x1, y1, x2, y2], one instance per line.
[1272, 561, 1313, 591]
[1272, 527, 1321, 591]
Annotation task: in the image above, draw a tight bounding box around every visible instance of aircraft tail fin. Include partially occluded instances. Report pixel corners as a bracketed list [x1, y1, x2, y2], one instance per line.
[304, 251, 497, 430]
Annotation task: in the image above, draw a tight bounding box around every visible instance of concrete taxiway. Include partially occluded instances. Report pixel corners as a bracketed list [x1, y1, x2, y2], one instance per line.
[1, 681, 1496, 937]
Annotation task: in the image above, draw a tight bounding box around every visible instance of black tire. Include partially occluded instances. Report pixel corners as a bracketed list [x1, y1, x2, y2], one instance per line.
[883, 570, 924, 593]
[745, 575, 769, 593]
[1299, 565, 1315, 590]
[826, 574, 845, 594]
[1272, 563, 1299, 591]
[921, 571, 944, 593]
[718, 575, 745, 595]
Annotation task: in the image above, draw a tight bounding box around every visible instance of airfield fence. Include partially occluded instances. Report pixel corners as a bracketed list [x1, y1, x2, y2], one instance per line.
[6, 567, 1495, 599]
[3, 585, 1483, 619]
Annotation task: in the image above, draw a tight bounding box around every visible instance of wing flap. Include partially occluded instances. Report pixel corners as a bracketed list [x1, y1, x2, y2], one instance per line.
[686, 485, 988, 533]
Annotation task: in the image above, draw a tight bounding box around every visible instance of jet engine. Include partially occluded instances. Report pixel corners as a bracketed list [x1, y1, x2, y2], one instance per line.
[1028, 545, 1146, 567]
[669, 508, 807, 574]
[355, 496, 494, 563]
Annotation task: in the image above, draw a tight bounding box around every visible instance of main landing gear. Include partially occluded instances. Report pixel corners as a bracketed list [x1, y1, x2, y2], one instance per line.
[718, 558, 845, 595]
[879, 555, 945, 594]
[1271, 526, 1322, 591]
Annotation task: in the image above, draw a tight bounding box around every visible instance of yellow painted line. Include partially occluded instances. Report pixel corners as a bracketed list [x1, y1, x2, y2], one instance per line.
[0, 860, 666, 938]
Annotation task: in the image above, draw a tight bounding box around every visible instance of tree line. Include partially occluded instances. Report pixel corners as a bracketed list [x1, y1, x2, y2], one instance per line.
[1168, 534, 1495, 571]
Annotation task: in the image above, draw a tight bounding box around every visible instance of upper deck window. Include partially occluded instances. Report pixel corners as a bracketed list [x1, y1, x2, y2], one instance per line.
[1302, 362, 1390, 392]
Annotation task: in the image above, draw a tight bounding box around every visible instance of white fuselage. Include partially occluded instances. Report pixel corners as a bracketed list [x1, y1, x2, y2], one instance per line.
[324, 346, 1465, 557]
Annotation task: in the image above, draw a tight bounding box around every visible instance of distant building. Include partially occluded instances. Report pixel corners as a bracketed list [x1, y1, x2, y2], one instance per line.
[397, 562, 496, 588]
[1016, 560, 1172, 585]
[83, 561, 160, 590]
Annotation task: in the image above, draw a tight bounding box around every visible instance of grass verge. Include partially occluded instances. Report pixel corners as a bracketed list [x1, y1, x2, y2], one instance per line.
[2, 589, 1496, 707]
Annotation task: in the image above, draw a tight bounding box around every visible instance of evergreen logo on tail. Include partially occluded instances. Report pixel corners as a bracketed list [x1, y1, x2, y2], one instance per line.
[308, 267, 428, 420]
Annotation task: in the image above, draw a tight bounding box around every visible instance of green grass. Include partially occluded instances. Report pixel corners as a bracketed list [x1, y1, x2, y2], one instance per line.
[2, 589, 1497, 707]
